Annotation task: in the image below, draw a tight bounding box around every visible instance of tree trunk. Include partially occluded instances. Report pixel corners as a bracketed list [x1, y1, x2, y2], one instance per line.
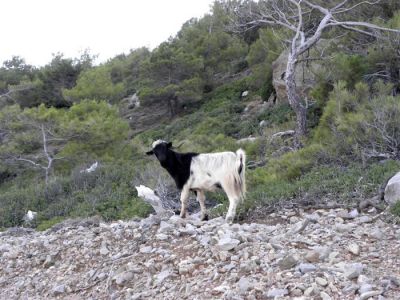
[285, 53, 307, 148]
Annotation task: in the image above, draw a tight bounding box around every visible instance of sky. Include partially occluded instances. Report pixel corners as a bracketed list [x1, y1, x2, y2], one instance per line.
[1, 0, 215, 67]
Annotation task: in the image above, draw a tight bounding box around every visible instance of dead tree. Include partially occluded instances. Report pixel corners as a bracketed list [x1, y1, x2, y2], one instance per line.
[1, 120, 66, 187]
[229, 0, 400, 147]
[12, 124, 64, 186]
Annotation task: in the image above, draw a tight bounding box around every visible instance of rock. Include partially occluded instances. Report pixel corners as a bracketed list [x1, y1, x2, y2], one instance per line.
[266, 288, 289, 298]
[369, 228, 385, 240]
[304, 286, 317, 297]
[114, 271, 134, 286]
[335, 223, 355, 233]
[156, 269, 172, 285]
[305, 250, 320, 263]
[52, 284, 66, 295]
[347, 243, 360, 255]
[384, 172, 400, 205]
[320, 291, 332, 300]
[297, 263, 317, 274]
[241, 90, 249, 97]
[338, 209, 359, 219]
[100, 241, 109, 255]
[158, 221, 174, 234]
[344, 263, 364, 280]
[316, 277, 328, 287]
[359, 283, 373, 294]
[1, 206, 400, 299]
[278, 255, 298, 270]
[291, 288, 303, 297]
[217, 237, 240, 251]
[139, 245, 153, 254]
[238, 277, 252, 294]
[360, 290, 382, 300]
[359, 215, 373, 223]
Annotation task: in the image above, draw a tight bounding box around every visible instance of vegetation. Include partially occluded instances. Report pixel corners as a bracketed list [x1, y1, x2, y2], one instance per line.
[1, 0, 400, 229]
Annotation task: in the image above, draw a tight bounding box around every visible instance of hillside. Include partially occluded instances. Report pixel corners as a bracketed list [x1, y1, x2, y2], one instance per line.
[1, 0, 400, 231]
[1, 208, 399, 299]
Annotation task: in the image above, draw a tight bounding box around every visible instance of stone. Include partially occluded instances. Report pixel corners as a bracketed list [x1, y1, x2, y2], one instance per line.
[238, 277, 251, 294]
[359, 216, 373, 223]
[316, 277, 328, 287]
[335, 223, 354, 233]
[344, 263, 364, 280]
[369, 228, 384, 240]
[156, 269, 172, 285]
[305, 250, 320, 263]
[100, 241, 109, 255]
[384, 172, 400, 205]
[52, 284, 65, 295]
[158, 221, 174, 234]
[359, 283, 373, 294]
[360, 290, 382, 300]
[347, 243, 360, 255]
[139, 245, 153, 254]
[297, 263, 317, 274]
[278, 255, 298, 270]
[114, 271, 134, 286]
[217, 237, 240, 251]
[320, 291, 332, 300]
[266, 288, 289, 298]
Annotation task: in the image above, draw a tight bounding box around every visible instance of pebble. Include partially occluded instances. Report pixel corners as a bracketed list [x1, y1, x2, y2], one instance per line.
[266, 288, 289, 298]
[316, 277, 328, 287]
[348, 243, 360, 255]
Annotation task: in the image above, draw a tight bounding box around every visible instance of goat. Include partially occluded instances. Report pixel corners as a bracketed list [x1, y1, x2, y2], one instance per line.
[146, 140, 246, 223]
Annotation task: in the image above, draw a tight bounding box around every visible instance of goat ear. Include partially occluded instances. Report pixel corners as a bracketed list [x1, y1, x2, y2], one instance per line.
[145, 150, 154, 155]
[166, 142, 172, 148]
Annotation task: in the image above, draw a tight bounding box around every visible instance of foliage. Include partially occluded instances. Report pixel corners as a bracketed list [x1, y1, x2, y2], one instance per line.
[391, 201, 400, 217]
[0, 162, 152, 228]
[313, 81, 400, 160]
[0, 101, 130, 182]
[63, 65, 125, 103]
[246, 160, 400, 211]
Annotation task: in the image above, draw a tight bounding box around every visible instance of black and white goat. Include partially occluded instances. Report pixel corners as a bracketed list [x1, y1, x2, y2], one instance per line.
[146, 140, 246, 223]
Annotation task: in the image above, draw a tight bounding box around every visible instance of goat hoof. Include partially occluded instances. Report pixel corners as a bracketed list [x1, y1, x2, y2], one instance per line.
[179, 213, 186, 218]
[201, 214, 209, 221]
[226, 216, 234, 224]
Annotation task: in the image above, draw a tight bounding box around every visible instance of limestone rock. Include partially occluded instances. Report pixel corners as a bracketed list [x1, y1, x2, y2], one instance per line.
[384, 172, 400, 205]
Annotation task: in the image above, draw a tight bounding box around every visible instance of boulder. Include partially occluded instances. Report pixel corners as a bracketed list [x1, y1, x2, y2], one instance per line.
[384, 172, 400, 205]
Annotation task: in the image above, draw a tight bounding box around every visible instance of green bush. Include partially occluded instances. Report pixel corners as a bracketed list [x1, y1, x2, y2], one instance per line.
[36, 216, 65, 231]
[391, 201, 400, 217]
[0, 162, 153, 228]
[245, 159, 400, 212]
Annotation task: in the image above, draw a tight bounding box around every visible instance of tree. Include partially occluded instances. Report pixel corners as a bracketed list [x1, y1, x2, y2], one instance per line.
[0, 101, 130, 185]
[0, 105, 66, 186]
[63, 64, 125, 103]
[140, 42, 204, 116]
[228, 0, 400, 147]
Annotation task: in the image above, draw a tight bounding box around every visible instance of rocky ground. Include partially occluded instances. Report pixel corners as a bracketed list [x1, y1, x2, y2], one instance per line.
[1, 207, 399, 300]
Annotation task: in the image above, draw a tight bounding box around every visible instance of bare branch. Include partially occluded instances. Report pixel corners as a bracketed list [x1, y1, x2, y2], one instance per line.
[328, 20, 400, 35]
[13, 157, 46, 170]
[333, 0, 381, 14]
[332, 0, 350, 11]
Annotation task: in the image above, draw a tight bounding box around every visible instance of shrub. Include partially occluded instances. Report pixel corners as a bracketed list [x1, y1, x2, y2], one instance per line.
[391, 201, 400, 218]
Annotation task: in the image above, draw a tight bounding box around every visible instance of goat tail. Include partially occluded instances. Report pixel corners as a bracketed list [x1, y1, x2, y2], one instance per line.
[235, 148, 246, 201]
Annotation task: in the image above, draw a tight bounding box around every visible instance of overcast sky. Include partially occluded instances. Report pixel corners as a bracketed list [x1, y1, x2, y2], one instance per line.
[1, 0, 214, 67]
